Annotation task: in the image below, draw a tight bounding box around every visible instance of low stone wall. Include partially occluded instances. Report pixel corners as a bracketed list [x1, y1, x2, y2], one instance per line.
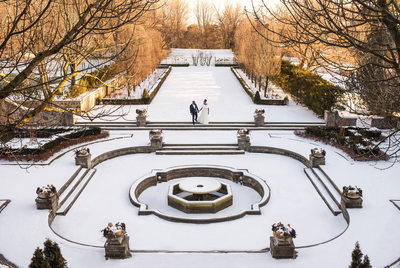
[230, 67, 287, 105]
[247, 146, 311, 168]
[0, 99, 75, 130]
[324, 110, 357, 127]
[370, 117, 399, 129]
[129, 165, 271, 223]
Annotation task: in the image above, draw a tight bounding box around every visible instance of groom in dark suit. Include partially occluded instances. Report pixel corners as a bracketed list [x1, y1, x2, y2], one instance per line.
[189, 100, 199, 125]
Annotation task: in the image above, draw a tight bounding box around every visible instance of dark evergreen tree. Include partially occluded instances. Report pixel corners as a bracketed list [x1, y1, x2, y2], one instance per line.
[29, 247, 51, 268]
[254, 91, 261, 104]
[350, 241, 363, 268]
[43, 239, 67, 268]
[361, 255, 372, 268]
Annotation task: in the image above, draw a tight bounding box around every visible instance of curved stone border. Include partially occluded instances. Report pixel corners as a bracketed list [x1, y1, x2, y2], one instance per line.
[129, 165, 271, 223]
[47, 144, 351, 251]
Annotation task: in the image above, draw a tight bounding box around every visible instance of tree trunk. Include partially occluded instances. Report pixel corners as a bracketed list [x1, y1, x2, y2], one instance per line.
[264, 76, 269, 98]
[259, 76, 262, 91]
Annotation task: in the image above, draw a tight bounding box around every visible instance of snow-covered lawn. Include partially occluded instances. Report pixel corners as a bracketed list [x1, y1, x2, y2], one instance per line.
[0, 49, 399, 268]
[0, 130, 399, 267]
[80, 66, 322, 123]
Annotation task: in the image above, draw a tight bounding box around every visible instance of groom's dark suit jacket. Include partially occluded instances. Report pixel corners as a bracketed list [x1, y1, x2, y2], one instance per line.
[190, 103, 199, 114]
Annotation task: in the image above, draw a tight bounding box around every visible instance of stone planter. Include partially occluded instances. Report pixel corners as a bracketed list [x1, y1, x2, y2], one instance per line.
[270, 235, 295, 259]
[75, 153, 91, 168]
[35, 193, 58, 210]
[237, 129, 250, 150]
[342, 194, 363, 208]
[309, 148, 326, 167]
[105, 234, 131, 260]
[254, 113, 265, 126]
[149, 130, 163, 149]
[136, 109, 147, 127]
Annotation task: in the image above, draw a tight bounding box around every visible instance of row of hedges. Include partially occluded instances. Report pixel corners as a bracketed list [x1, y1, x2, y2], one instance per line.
[102, 66, 171, 105]
[231, 67, 288, 105]
[274, 60, 343, 116]
[299, 126, 386, 160]
[1, 127, 102, 156]
[68, 64, 118, 98]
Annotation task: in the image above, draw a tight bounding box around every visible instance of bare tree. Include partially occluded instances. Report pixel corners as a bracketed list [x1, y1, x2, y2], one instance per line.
[0, 0, 158, 140]
[157, 0, 189, 48]
[249, 0, 400, 162]
[194, 0, 216, 48]
[214, 1, 243, 49]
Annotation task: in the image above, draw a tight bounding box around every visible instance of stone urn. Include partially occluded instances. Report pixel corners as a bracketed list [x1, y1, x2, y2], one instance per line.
[136, 108, 147, 127]
[149, 129, 163, 149]
[237, 128, 250, 150]
[342, 186, 363, 208]
[270, 223, 296, 259]
[35, 185, 58, 210]
[103, 222, 131, 259]
[75, 148, 91, 168]
[309, 148, 326, 167]
[254, 109, 265, 127]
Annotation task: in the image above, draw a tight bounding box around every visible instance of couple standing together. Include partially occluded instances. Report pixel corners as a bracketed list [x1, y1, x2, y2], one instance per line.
[190, 99, 210, 125]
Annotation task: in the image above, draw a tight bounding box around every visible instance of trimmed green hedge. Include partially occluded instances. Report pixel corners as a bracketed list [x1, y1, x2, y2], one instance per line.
[274, 60, 342, 116]
[68, 64, 117, 98]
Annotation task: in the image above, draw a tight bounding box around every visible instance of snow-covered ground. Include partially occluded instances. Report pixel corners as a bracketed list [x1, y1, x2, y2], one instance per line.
[1, 49, 399, 268]
[161, 49, 235, 66]
[80, 66, 322, 123]
[0, 130, 399, 267]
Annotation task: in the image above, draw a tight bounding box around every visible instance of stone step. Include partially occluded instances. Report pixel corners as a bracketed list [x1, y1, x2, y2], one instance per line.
[163, 143, 237, 147]
[57, 169, 96, 216]
[304, 168, 342, 216]
[97, 126, 311, 131]
[76, 121, 324, 125]
[156, 150, 245, 155]
[161, 146, 240, 151]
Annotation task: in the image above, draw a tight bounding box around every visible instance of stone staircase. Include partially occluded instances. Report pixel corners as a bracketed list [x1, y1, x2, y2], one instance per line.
[156, 144, 244, 155]
[56, 167, 97, 216]
[303, 166, 342, 216]
[75, 121, 325, 131]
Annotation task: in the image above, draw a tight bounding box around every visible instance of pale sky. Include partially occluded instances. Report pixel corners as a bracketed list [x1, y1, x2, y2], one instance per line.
[185, 0, 281, 24]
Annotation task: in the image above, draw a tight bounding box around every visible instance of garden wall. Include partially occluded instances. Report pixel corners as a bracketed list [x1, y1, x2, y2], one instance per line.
[101, 67, 172, 105]
[230, 67, 287, 105]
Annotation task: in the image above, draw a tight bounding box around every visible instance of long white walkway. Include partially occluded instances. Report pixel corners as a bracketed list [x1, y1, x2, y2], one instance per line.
[83, 66, 323, 122]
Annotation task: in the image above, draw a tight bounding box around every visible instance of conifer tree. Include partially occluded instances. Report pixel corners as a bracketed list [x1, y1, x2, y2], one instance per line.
[29, 247, 51, 268]
[43, 239, 67, 268]
[350, 242, 363, 268]
[361, 255, 372, 268]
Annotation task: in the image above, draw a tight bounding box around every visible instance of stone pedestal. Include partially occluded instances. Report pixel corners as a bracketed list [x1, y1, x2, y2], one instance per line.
[324, 110, 339, 127]
[342, 195, 363, 208]
[35, 194, 58, 210]
[105, 234, 132, 260]
[309, 154, 325, 167]
[237, 134, 250, 150]
[150, 135, 163, 149]
[75, 153, 91, 168]
[254, 114, 265, 126]
[136, 114, 147, 127]
[270, 236, 295, 259]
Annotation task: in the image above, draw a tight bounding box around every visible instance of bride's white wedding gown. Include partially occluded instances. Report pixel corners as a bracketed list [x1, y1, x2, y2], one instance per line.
[198, 104, 210, 124]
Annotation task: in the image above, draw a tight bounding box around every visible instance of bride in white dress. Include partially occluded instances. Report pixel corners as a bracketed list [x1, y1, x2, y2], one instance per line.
[198, 99, 210, 124]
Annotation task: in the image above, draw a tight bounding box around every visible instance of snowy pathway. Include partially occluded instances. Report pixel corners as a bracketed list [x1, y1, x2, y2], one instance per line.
[82, 66, 323, 123]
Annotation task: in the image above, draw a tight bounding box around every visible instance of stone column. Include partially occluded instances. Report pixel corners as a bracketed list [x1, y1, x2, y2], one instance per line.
[341, 186, 363, 208]
[270, 236, 295, 259]
[309, 148, 326, 167]
[105, 234, 132, 259]
[35, 188, 58, 210]
[136, 109, 147, 127]
[254, 109, 265, 126]
[75, 151, 91, 168]
[237, 129, 250, 150]
[149, 130, 163, 149]
[324, 110, 339, 127]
